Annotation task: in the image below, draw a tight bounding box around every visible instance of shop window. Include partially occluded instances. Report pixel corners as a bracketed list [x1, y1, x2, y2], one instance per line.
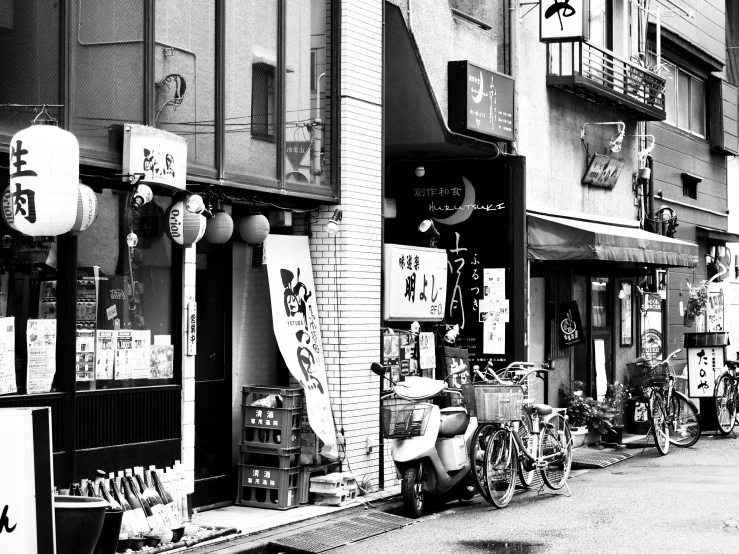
[251, 63, 276, 140]
[662, 60, 706, 138]
[591, 278, 610, 328]
[546, 271, 572, 360]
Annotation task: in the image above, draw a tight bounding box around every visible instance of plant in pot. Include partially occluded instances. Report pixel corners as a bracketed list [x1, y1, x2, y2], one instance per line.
[562, 381, 616, 447]
[684, 279, 708, 328]
[601, 382, 626, 444]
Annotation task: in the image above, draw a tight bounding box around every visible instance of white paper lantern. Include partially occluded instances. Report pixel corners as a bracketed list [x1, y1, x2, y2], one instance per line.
[204, 210, 234, 244]
[239, 214, 270, 244]
[165, 200, 206, 247]
[70, 183, 99, 234]
[1, 186, 17, 231]
[8, 123, 79, 236]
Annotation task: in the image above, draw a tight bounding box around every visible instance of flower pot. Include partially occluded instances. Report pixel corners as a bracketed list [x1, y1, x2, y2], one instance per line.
[93, 509, 123, 554]
[583, 431, 601, 446]
[683, 313, 695, 327]
[570, 427, 587, 448]
[54, 496, 108, 554]
[601, 425, 624, 445]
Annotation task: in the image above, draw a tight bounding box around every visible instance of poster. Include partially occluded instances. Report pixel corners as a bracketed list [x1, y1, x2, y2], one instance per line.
[75, 330, 95, 381]
[0, 317, 16, 394]
[483, 268, 505, 300]
[95, 331, 115, 380]
[707, 290, 724, 332]
[687, 346, 724, 398]
[640, 293, 663, 362]
[419, 332, 436, 370]
[115, 331, 133, 379]
[558, 301, 584, 348]
[483, 319, 505, 354]
[132, 330, 152, 379]
[265, 234, 338, 460]
[26, 319, 56, 394]
[150, 345, 174, 378]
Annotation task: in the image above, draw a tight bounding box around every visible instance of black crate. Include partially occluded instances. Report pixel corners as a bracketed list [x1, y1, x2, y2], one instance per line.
[238, 444, 300, 469]
[241, 405, 302, 453]
[236, 465, 300, 510]
[242, 385, 304, 410]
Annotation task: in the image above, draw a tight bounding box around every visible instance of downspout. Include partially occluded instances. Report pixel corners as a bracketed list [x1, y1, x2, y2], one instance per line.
[647, 154, 657, 292]
[379, 0, 386, 491]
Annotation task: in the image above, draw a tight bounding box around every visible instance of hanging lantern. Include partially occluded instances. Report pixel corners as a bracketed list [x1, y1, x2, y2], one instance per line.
[1, 186, 17, 231]
[165, 199, 206, 247]
[8, 122, 79, 236]
[239, 214, 270, 245]
[70, 183, 99, 234]
[204, 210, 234, 244]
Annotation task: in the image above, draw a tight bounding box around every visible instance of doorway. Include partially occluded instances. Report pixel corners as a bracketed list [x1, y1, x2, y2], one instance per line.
[193, 240, 233, 509]
[590, 276, 613, 398]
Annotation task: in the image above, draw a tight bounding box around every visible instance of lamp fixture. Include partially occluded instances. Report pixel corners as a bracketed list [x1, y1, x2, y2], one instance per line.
[130, 184, 154, 214]
[185, 194, 213, 218]
[581, 121, 626, 154]
[631, 134, 656, 165]
[418, 218, 440, 248]
[415, 166, 425, 178]
[325, 209, 343, 236]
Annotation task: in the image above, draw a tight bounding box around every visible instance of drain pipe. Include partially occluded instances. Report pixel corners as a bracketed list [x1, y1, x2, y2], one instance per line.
[378, 0, 386, 492]
[647, 154, 658, 292]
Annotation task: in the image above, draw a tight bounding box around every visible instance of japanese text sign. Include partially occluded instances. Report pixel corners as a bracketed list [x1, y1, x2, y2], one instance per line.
[540, 0, 588, 43]
[687, 346, 724, 398]
[382, 244, 448, 322]
[123, 124, 187, 191]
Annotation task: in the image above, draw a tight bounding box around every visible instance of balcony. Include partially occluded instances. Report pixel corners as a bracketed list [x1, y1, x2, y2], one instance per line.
[547, 41, 667, 122]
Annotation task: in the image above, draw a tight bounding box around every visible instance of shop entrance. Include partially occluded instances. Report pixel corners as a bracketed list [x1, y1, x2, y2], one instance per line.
[193, 241, 233, 509]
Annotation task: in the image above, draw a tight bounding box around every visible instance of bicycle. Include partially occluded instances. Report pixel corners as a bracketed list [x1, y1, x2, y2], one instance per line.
[464, 365, 572, 508]
[715, 359, 739, 435]
[627, 349, 701, 455]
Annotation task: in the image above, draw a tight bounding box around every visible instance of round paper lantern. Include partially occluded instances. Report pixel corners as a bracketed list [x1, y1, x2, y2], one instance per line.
[1, 186, 17, 231]
[204, 210, 234, 244]
[165, 200, 206, 247]
[239, 214, 270, 245]
[70, 183, 98, 234]
[8, 122, 79, 236]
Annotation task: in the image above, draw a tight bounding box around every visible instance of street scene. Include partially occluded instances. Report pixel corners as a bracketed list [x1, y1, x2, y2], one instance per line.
[2, 1, 739, 554]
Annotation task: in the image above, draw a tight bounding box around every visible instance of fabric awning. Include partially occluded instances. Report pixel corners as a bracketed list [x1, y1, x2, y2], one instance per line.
[528, 213, 699, 267]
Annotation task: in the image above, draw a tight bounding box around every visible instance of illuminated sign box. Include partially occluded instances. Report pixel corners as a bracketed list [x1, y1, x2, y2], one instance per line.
[123, 124, 187, 191]
[448, 61, 515, 142]
[540, 0, 588, 43]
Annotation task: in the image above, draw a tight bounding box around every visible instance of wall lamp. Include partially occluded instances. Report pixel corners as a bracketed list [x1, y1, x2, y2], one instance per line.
[325, 209, 343, 236]
[581, 121, 626, 153]
[185, 193, 213, 218]
[418, 219, 440, 248]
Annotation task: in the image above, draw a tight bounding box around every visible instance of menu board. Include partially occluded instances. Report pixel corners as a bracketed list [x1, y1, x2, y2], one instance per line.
[132, 330, 152, 379]
[115, 331, 133, 379]
[0, 317, 16, 394]
[95, 331, 115, 380]
[26, 319, 56, 394]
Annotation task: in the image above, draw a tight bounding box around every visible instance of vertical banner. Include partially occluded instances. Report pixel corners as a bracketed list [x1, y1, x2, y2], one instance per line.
[265, 235, 338, 460]
[558, 301, 584, 348]
[640, 293, 663, 362]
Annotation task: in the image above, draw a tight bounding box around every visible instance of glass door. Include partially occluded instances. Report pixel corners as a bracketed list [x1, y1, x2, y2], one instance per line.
[591, 277, 612, 399]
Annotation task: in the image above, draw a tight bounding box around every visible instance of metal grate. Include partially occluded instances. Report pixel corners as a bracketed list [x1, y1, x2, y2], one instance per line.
[571, 449, 634, 469]
[269, 512, 412, 553]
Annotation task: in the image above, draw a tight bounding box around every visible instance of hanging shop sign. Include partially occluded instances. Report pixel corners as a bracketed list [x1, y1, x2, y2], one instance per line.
[122, 124, 187, 191]
[0, 408, 55, 554]
[382, 244, 448, 322]
[582, 154, 625, 189]
[559, 301, 585, 348]
[265, 234, 338, 460]
[687, 346, 724, 398]
[448, 61, 514, 142]
[640, 293, 663, 362]
[540, 0, 588, 43]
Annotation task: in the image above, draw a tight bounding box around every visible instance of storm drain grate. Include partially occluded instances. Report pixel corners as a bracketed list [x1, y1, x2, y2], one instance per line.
[571, 448, 635, 469]
[269, 511, 412, 553]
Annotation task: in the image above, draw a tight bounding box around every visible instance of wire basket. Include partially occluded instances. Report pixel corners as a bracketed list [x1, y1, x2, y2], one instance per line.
[462, 384, 524, 423]
[627, 361, 670, 387]
[381, 403, 434, 439]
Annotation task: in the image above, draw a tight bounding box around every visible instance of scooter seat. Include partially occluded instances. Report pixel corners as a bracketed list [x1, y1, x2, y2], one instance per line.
[531, 403, 553, 416]
[439, 407, 469, 437]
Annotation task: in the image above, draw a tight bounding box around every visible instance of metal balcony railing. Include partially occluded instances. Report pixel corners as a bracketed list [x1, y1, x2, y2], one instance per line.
[547, 41, 667, 121]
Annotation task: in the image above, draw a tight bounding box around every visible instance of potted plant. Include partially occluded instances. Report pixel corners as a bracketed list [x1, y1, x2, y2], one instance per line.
[562, 381, 616, 447]
[684, 280, 708, 328]
[601, 383, 626, 444]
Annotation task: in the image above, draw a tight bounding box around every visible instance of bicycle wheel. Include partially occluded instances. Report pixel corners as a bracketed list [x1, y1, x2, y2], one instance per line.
[649, 390, 670, 455]
[714, 373, 737, 435]
[540, 414, 572, 490]
[517, 413, 535, 488]
[667, 391, 701, 447]
[470, 423, 496, 502]
[483, 429, 517, 508]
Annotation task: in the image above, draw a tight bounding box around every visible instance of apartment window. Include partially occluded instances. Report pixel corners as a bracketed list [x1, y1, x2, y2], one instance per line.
[662, 60, 706, 137]
[588, 0, 630, 58]
[682, 173, 700, 199]
[251, 64, 276, 140]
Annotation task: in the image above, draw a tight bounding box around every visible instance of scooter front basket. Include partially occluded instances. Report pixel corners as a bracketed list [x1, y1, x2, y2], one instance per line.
[381, 403, 434, 439]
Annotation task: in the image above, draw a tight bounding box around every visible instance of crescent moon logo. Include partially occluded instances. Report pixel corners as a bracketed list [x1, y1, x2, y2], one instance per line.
[432, 176, 475, 226]
[471, 71, 484, 104]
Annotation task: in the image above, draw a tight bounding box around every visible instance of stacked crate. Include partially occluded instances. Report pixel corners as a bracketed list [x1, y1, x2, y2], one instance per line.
[237, 385, 304, 510]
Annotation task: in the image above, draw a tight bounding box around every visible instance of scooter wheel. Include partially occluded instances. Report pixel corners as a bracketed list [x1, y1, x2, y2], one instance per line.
[402, 465, 425, 518]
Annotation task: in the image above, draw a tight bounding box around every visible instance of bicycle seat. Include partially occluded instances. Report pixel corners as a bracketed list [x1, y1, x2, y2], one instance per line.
[529, 404, 553, 416]
[439, 407, 469, 437]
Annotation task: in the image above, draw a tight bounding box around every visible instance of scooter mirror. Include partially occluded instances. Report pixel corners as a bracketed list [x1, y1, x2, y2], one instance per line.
[370, 362, 386, 376]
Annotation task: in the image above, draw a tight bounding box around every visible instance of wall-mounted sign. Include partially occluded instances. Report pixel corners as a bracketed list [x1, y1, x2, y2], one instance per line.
[687, 346, 724, 398]
[582, 154, 625, 189]
[559, 301, 584, 348]
[186, 301, 197, 356]
[448, 61, 514, 142]
[540, 0, 588, 43]
[383, 244, 448, 322]
[123, 124, 187, 191]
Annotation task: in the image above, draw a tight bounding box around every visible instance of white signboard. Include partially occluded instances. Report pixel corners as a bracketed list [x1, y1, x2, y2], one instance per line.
[418, 332, 436, 370]
[123, 124, 187, 191]
[687, 346, 724, 398]
[382, 244, 448, 322]
[265, 235, 338, 460]
[0, 317, 16, 394]
[540, 0, 587, 43]
[707, 285, 725, 332]
[26, 320, 56, 394]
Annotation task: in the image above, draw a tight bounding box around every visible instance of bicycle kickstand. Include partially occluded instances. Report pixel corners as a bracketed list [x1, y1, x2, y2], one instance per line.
[536, 479, 572, 498]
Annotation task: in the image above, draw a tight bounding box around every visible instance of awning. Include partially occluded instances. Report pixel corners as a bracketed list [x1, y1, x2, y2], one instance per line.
[528, 213, 699, 267]
[696, 225, 739, 244]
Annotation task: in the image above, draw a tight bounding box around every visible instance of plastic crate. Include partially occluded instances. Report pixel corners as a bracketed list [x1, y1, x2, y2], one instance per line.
[627, 361, 669, 387]
[241, 405, 302, 454]
[237, 465, 300, 510]
[242, 385, 304, 410]
[239, 444, 300, 469]
[462, 384, 525, 423]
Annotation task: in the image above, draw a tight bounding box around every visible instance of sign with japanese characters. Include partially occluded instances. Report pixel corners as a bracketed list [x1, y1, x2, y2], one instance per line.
[448, 61, 514, 141]
[382, 244, 448, 322]
[540, 0, 588, 43]
[687, 346, 724, 398]
[640, 293, 663, 362]
[123, 124, 187, 191]
[265, 235, 338, 460]
[559, 301, 584, 348]
[419, 332, 436, 371]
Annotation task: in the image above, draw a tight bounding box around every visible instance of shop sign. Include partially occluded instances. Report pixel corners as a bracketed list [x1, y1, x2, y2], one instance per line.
[687, 346, 724, 398]
[382, 244, 448, 322]
[644, 292, 662, 312]
[265, 235, 338, 460]
[540, 0, 588, 43]
[186, 301, 197, 356]
[123, 124, 187, 191]
[582, 154, 625, 189]
[558, 301, 584, 348]
[448, 61, 514, 142]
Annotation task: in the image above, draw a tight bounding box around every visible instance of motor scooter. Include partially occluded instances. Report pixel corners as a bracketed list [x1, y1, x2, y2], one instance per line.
[371, 362, 478, 517]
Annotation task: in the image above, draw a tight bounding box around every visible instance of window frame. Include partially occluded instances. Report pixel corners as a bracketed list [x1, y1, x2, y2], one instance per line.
[661, 59, 706, 139]
[250, 63, 276, 142]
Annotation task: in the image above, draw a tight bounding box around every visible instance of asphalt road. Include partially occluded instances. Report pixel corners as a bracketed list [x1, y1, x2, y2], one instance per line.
[339, 434, 739, 554]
